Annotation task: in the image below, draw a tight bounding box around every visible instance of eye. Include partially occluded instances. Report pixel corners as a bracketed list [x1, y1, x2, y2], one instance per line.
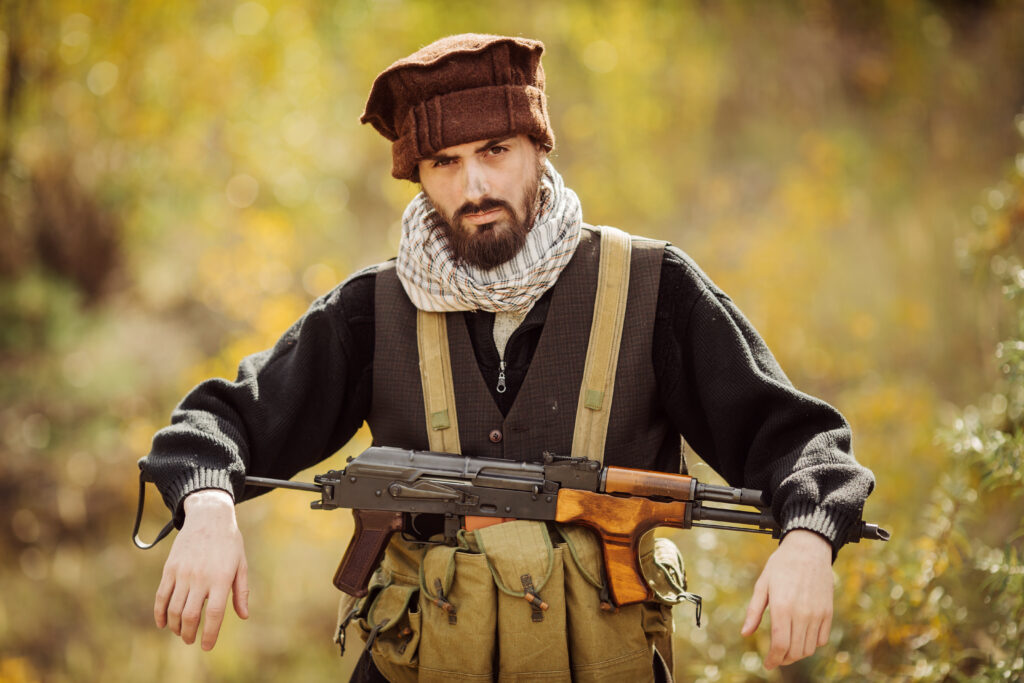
[486, 145, 508, 157]
[432, 158, 455, 168]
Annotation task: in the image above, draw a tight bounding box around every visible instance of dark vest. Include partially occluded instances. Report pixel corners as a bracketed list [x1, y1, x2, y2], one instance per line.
[368, 227, 682, 472]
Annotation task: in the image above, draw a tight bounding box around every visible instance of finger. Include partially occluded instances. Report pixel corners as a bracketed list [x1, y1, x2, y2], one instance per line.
[764, 609, 791, 670]
[801, 615, 821, 662]
[740, 578, 768, 637]
[179, 588, 207, 645]
[233, 560, 250, 620]
[154, 570, 175, 628]
[817, 608, 832, 647]
[166, 581, 189, 636]
[201, 585, 230, 651]
[783, 614, 810, 665]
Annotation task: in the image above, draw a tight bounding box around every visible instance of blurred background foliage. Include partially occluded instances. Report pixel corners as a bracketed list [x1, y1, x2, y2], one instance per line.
[1, 0, 1023, 680]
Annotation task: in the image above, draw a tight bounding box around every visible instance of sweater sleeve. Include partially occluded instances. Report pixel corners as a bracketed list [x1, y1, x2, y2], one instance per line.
[138, 268, 377, 527]
[654, 246, 875, 557]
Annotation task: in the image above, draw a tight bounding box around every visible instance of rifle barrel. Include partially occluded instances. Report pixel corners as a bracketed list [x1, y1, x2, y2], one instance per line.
[245, 476, 321, 493]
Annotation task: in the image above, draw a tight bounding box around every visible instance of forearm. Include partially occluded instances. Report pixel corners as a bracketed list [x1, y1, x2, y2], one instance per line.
[655, 247, 875, 555]
[139, 273, 377, 525]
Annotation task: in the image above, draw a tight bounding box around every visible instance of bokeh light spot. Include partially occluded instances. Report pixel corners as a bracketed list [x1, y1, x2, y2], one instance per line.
[302, 263, 337, 297]
[273, 168, 310, 207]
[583, 40, 618, 73]
[22, 413, 51, 450]
[258, 260, 293, 294]
[12, 508, 41, 543]
[283, 110, 317, 148]
[562, 103, 597, 142]
[86, 61, 118, 96]
[314, 179, 350, 213]
[921, 15, 952, 48]
[66, 452, 98, 487]
[226, 173, 260, 208]
[234, 2, 270, 36]
[20, 548, 48, 581]
[62, 350, 92, 388]
[60, 30, 90, 65]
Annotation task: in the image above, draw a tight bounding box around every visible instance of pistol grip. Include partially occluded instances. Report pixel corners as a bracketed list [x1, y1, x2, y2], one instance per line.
[554, 489, 688, 606]
[333, 510, 404, 596]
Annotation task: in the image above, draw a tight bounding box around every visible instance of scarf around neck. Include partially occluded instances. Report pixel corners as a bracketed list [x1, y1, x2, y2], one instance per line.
[396, 160, 582, 313]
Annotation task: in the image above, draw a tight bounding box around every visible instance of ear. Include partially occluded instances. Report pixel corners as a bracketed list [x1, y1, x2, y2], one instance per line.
[532, 138, 549, 164]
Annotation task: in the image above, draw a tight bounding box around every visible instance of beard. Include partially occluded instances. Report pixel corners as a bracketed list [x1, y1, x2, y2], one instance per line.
[428, 161, 545, 270]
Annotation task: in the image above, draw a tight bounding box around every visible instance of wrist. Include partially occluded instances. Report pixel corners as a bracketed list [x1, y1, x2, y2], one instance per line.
[183, 488, 235, 517]
[781, 529, 831, 556]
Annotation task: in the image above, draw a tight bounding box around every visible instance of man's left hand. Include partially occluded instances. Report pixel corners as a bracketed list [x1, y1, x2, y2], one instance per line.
[740, 529, 834, 669]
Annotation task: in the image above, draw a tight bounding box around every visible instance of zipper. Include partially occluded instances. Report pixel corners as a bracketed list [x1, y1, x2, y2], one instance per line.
[496, 360, 507, 394]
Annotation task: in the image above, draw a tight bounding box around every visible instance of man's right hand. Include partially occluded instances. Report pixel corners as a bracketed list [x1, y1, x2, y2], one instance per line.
[154, 489, 250, 650]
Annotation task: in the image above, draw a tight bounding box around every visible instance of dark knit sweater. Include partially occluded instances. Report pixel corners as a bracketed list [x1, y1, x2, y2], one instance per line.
[140, 245, 875, 557]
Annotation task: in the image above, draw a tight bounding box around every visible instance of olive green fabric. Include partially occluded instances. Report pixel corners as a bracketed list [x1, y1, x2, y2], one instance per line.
[352, 537, 426, 683]
[417, 309, 462, 454]
[419, 547, 496, 681]
[559, 525, 668, 682]
[348, 526, 687, 682]
[571, 225, 632, 464]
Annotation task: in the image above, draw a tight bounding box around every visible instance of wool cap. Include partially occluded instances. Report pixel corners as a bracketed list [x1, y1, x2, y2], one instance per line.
[361, 33, 555, 180]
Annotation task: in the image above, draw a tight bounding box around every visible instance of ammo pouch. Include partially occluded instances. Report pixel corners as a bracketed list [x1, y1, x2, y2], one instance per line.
[343, 521, 698, 682]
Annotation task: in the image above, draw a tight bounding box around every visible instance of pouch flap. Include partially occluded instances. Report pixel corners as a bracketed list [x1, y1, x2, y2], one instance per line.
[366, 582, 419, 633]
[474, 520, 555, 595]
[420, 544, 459, 600]
[555, 524, 604, 589]
[381, 535, 429, 585]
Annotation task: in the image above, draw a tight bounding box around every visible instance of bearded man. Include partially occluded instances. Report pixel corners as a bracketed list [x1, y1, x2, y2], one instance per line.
[140, 34, 876, 682]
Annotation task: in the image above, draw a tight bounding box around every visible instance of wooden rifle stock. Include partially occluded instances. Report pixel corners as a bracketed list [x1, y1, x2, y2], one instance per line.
[554, 489, 691, 606]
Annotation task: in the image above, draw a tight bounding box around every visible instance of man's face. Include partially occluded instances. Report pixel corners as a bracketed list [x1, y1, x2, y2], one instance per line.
[417, 134, 547, 270]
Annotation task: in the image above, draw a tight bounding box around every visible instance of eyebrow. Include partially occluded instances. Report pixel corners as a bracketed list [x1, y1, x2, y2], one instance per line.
[426, 138, 514, 163]
[473, 137, 513, 153]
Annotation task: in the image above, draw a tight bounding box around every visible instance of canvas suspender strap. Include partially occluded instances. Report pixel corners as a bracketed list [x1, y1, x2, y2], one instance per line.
[415, 227, 632, 461]
[417, 310, 462, 454]
[570, 226, 632, 465]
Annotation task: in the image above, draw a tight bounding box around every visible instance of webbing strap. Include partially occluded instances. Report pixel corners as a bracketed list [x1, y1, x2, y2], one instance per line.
[571, 226, 632, 464]
[417, 310, 462, 454]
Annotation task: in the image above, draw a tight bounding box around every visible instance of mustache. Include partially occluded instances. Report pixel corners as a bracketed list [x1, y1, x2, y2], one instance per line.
[454, 198, 516, 222]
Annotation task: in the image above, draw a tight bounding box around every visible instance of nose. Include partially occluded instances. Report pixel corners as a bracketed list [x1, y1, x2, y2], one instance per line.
[462, 159, 490, 203]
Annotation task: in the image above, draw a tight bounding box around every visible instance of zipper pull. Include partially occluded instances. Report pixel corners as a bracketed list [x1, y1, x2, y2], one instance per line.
[496, 361, 507, 394]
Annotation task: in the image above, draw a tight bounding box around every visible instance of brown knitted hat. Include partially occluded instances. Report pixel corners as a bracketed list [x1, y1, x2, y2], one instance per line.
[361, 34, 555, 180]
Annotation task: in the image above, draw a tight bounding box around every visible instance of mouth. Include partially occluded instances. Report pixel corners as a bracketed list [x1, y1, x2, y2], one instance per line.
[462, 208, 504, 226]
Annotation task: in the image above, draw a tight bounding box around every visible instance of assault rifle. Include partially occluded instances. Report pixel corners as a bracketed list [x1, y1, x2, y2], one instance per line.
[238, 446, 889, 607]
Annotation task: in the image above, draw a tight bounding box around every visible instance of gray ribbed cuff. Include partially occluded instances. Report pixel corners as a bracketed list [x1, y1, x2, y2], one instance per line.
[166, 467, 237, 528]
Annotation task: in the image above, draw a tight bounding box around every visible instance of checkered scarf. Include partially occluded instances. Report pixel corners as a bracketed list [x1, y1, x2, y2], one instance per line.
[396, 160, 582, 312]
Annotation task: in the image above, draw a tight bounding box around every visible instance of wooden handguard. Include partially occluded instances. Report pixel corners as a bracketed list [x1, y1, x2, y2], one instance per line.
[554, 489, 689, 606]
[333, 509, 404, 596]
[603, 467, 695, 500]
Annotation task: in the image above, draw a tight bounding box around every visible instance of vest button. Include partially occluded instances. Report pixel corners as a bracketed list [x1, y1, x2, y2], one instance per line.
[489, 429, 503, 443]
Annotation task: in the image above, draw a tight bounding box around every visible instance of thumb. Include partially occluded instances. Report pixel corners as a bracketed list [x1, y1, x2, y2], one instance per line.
[233, 560, 250, 620]
[741, 577, 768, 637]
